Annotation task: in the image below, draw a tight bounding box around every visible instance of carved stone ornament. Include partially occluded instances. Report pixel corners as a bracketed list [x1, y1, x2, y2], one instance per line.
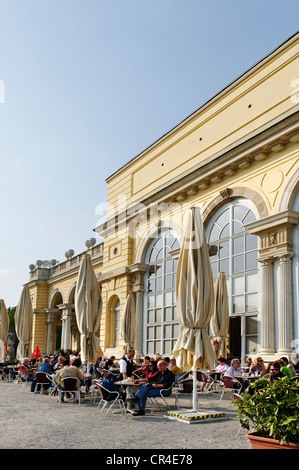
[220, 188, 233, 199]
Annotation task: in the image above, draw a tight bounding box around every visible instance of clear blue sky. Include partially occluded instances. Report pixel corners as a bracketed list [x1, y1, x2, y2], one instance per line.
[0, 0, 298, 307]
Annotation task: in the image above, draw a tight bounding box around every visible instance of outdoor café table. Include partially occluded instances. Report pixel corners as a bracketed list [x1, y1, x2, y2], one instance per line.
[114, 380, 142, 414]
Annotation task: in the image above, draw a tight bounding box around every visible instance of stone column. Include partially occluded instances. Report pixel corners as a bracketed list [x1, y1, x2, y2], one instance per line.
[46, 309, 58, 354]
[278, 253, 294, 355]
[128, 263, 148, 361]
[134, 289, 144, 360]
[61, 309, 73, 350]
[258, 258, 276, 356]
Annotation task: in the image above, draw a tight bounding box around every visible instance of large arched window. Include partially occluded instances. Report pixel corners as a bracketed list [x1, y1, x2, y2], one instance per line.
[108, 297, 120, 348]
[144, 231, 180, 356]
[207, 199, 259, 360]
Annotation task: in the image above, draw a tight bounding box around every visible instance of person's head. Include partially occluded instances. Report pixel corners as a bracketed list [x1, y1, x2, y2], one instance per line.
[246, 357, 252, 365]
[62, 358, 70, 367]
[231, 358, 240, 369]
[58, 356, 64, 363]
[126, 349, 135, 359]
[157, 360, 168, 372]
[270, 361, 281, 374]
[164, 357, 170, 364]
[96, 357, 102, 363]
[218, 357, 227, 365]
[72, 358, 82, 368]
[43, 357, 50, 363]
[280, 356, 288, 366]
[144, 356, 151, 364]
[69, 355, 77, 365]
[170, 358, 176, 367]
[253, 357, 264, 368]
[109, 356, 115, 361]
[22, 358, 30, 365]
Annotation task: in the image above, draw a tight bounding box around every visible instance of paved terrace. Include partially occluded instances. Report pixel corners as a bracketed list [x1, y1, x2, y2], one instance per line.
[0, 381, 250, 450]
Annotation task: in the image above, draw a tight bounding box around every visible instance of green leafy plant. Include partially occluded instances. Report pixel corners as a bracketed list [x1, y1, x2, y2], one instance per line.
[234, 376, 299, 445]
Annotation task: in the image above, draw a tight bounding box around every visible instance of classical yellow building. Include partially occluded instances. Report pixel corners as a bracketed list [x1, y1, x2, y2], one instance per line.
[27, 32, 299, 364]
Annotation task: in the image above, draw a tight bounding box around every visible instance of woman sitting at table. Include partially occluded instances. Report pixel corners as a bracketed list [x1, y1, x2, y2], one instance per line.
[223, 358, 249, 392]
[215, 357, 229, 373]
[136, 361, 158, 384]
[249, 357, 266, 377]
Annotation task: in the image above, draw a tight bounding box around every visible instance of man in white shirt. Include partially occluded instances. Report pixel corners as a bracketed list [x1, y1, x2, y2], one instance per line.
[119, 349, 137, 406]
[119, 349, 135, 380]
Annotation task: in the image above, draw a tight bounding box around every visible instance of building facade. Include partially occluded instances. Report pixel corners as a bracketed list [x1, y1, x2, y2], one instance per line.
[27, 33, 299, 364]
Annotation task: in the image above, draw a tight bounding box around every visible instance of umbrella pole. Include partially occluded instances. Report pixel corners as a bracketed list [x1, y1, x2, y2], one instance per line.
[192, 370, 197, 412]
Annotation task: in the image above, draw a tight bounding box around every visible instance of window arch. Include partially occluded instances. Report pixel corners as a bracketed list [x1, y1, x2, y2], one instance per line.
[207, 198, 259, 360]
[144, 231, 180, 356]
[108, 297, 120, 348]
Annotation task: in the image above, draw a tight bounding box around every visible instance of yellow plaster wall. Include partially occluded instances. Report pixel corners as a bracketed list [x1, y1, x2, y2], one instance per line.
[106, 37, 299, 212]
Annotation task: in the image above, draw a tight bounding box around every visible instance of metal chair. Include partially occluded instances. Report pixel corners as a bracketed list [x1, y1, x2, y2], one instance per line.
[56, 377, 81, 406]
[33, 372, 52, 394]
[148, 382, 174, 414]
[219, 375, 243, 400]
[174, 378, 197, 409]
[94, 379, 127, 419]
[196, 370, 215, 393]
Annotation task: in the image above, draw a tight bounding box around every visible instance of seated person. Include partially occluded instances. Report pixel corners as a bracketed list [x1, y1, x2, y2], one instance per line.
[268, 361, 286, 382]
[135, 361, 158, 383]
[53, 355, 65, 372]
[55, 357, 86, 401]
[164, 357, 171, 370]
[169, 358, 184, 375]
[280, 357, 296, 377]
[223, 358, 249, 392]
[215, 357, 229, 372]
[104, 356, 116, 370]
[136, 356, 152, 377]
[132, 360, 174, 416]
[19, 358, 36, 392]
[249, 357, 266, 376]
[31, 356, 52, 393]
[101, 369, 120, 392]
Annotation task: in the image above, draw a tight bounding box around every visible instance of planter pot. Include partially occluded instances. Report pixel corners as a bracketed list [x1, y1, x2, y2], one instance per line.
[247, 431, 299, 449]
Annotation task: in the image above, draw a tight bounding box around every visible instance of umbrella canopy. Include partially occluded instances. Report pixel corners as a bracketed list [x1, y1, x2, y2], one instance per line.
[211, 272, 229, 359]
[75, 253, 102, 364]
[172, 207, 215, 410]
[0, 299, 9, 344]
[32, 344, 41, 359]
[15, 285, 33, 360]
[120, 292, 136, 354]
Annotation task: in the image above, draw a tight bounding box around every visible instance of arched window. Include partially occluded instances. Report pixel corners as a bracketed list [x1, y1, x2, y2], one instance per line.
[144, 231, 180, 356]
[207, 199, 259, 360]
[110, 298, 120, 348]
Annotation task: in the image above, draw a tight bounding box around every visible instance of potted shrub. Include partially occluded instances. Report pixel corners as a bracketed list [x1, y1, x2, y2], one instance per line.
[234, 376, 299, 449]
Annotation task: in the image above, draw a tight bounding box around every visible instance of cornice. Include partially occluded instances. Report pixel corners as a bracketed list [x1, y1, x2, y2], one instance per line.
[96, 111, 299, 238]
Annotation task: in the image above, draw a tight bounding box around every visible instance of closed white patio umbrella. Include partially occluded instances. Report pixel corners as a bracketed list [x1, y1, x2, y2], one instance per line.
[75, 253, 102, 365]
[0, 299, 9, 359]
[15, 285, 33, 360]
[120, 292, 136, 354]
[211, 272, 229, 360]
[172, 206, 215, 412]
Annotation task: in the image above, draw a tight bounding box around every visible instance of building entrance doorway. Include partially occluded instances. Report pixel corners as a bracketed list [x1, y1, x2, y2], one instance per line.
[229, 316, 241, 359]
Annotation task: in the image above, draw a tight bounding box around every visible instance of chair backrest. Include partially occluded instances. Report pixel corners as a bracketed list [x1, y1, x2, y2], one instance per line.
[35, 372, 51, 384]
[180, 379, 193, 393]
[222, 376, 234, 389]
[61, 377, 78, 391]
